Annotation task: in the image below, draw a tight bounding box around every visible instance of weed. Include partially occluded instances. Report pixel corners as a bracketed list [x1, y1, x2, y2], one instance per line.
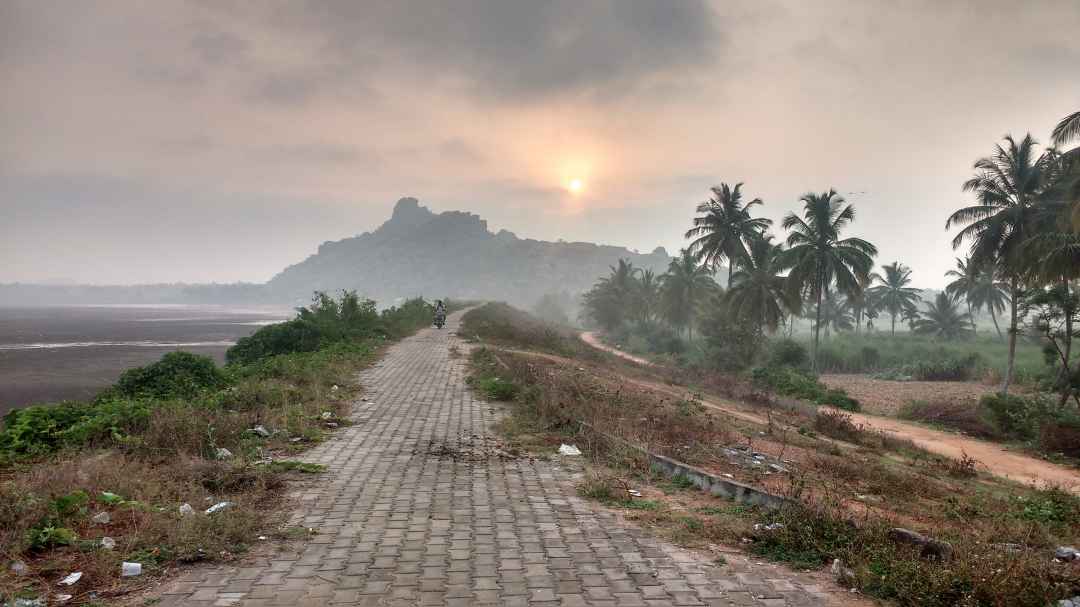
[257, 460, 327, 474]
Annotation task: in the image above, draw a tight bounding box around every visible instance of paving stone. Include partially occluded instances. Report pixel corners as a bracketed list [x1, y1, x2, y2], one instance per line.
[146, 311, 844, 606]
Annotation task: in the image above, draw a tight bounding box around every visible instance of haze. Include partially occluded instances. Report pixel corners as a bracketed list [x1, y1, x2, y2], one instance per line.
[3, 0, 1078, 288]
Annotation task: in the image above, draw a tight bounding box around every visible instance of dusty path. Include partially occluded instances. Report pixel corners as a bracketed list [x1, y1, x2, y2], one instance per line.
[149, 312, 853, 606]
[579, 332, 1080, 493]
[579, 331, 651, 366]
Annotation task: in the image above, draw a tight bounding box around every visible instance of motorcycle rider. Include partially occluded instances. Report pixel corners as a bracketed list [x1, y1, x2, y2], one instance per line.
[434, 299, 447, 326]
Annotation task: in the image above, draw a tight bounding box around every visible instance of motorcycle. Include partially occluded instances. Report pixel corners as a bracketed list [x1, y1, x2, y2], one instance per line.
[433, 310, 446, 329]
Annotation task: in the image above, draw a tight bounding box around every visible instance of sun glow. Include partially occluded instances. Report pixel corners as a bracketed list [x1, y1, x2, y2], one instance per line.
[567, 178, 584, 194]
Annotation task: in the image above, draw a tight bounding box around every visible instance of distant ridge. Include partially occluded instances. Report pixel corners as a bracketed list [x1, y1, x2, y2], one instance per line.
[266, 197, 673, 306]
[1, 198, 673, 307]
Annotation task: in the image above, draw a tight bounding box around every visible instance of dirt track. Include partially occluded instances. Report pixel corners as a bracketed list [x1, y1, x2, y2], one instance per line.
[579, 332, 1080, 492]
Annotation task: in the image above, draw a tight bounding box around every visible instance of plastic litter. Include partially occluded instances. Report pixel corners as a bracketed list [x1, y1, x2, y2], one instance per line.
[557, 444, 582, 456]
[58, 572, 82, 586]
[121, 562, 142, 577]
[331, 385, 339, 391]
[10, 560, 27, 576]
[258, 535, 268, 541]
[205, 501, 232, 515]
[250, 425, 271, 438]
[91, 511, 111, 524]
[11, 599, 45, 607]
[325, 422, 339, 428]
[753, 523, 785, 532]
[100, 537, 116, 550]
[320, 411, 333, 419]
[215, 447, 233, 460]
[54, 595, 72, 604]
[626, 489, 643, 498]
[179, 503, 195, 516]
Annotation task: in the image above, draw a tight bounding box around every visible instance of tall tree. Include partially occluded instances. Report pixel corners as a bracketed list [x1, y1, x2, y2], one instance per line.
[727, 235, 800, 334]
[634, 269, 661, 324]
[945, 257, 980, 335]
[660, 250, 717, 341]
[947, 134, 1054, 394]
[912, 293, 974, 340]
[685, 183, 771, 287]
[1052, 110, 1080, 148]
[781, 189, 878, 370]
[869, 262, 922, 335]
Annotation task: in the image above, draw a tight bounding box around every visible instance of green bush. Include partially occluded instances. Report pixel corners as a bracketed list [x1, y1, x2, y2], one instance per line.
[751, 366, 860, 411]
[476, 376, 519, 401]
[0, 398, 153, 458]
[981, 393, 1056, 440]
[114, 351, 227, 399]
[767, 339, 809, 369]
[228, 292, 434, 365]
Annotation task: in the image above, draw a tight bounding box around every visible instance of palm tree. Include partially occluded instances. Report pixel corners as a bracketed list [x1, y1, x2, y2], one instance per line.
[727, 235, 800, 334]
[814, 295, 855, 337]
[1052, 110, 1080, 148]
[782, 189, 878, 370]
[685, 183, 772, 287]
[660, 250, 718, 341]
[947, 134, 1054, 393]
[635, 269, 661, 324]
[912, 293, 974, 340]
[869, 262, 922, 335]
[945, 257, 980, 335]
[970, 265, 1010, 341]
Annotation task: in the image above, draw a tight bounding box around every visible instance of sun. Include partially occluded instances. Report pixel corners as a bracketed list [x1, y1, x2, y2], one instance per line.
[567, 178, 584, 194]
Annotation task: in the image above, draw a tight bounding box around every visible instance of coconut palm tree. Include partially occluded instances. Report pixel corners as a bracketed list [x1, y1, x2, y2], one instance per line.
[660, 250, 718, 341]
[870, 262, 922, 335]
[727, 235, 800, 334]
[947, 134, 1054, 393]
[781, 189, 877, 370]
[945, 257, 980, 335]
[1053, 110, 1080, 148]
[685, 183, 772, 287]
[634, 269, 661, 324]
[912, 293, 974, 340]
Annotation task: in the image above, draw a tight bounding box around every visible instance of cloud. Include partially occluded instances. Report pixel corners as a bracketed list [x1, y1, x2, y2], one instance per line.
[225, 0, 719, 103]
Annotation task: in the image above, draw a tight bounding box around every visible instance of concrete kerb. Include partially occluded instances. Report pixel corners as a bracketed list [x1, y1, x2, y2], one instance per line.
[577, 421, 787, 510]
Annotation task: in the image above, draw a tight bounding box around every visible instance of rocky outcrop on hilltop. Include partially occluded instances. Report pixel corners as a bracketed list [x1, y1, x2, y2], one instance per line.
[266, 197, 673, 306]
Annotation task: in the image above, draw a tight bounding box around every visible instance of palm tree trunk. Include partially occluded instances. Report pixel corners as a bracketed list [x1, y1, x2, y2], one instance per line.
[812, 285, 823, 372]
[1002, 276, 1020, 395]
[989, 305, 1003, 341]
[1057, 281, 1073, 407]
[727, 263, 733, 290]
[967, 302, 976, 335]
[891, 313, 896, 336]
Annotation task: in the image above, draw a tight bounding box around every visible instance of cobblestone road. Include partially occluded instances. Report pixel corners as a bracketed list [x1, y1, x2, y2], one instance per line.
[154, 311, 846, 606]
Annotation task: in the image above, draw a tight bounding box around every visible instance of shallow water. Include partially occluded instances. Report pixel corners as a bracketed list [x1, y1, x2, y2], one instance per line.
[0, 305, 291, 414]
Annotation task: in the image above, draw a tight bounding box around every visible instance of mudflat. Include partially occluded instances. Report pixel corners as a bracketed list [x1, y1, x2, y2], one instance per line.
[0, 305, 289, 414]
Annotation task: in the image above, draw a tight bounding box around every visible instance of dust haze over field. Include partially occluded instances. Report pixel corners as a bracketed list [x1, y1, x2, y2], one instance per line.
[3, 1, 1079, 290]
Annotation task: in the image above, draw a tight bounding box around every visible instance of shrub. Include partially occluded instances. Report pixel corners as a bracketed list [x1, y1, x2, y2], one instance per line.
[899, 400, 1000, 439]
[751, 366, 860, 411]
[767, 339, 809, 369]
[476, 376, 519, 401]
[0, 398, 152, 458]
[813, 409, 863, 443]
[228, 292, 433, 365]
[902, 353, 984, 381]
[981, 393, 1059, 440]
[1039, 418, 1080, 458]
[114, 351, 228, 399]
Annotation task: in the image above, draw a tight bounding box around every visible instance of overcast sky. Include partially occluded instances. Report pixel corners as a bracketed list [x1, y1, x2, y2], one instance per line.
[3, 0, 1078, 287]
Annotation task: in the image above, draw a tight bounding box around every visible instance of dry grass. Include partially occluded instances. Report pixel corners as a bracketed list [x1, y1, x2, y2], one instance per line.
[464, 303, 1080, 607]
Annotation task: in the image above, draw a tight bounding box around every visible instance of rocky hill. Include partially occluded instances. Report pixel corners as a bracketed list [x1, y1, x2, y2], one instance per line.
[266, 198, 673, 306]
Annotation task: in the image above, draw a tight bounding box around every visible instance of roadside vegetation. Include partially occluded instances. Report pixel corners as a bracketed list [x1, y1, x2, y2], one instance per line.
[463, 303, 1080, 607]
[0, 292, 441, 604]
[578, 108, 1080, 464]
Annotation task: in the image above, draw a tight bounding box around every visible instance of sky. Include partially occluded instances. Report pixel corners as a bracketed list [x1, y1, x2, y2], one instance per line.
[2, 0, 1078, 288]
